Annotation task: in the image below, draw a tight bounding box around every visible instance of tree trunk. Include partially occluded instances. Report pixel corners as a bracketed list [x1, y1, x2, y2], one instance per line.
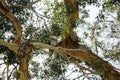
[18, 44, 33, 80]
[19, 56, 28, 80]
[62, 0, 120, 80]
[59, 34, 120, 80]
[58, 32, 120, 80]
[67, 48, 120, 80]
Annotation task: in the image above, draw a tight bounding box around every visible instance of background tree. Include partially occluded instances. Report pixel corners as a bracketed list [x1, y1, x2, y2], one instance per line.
[0, 0, 120, 80]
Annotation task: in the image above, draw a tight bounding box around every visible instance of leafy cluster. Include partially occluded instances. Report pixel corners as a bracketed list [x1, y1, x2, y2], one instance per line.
[0, 0, 120, 80]
[40, 53, 68, 80]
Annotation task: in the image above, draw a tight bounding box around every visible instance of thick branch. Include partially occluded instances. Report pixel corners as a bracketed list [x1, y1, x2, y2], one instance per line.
[0, 0, 22, 46]
[63, 0, 120, 80]
[0, 40, 18, 53]
[0, 0, 9, 11]
[63, 53, 94, 73]
[32, 42, 120, 80]
[65, 46, 120, 80]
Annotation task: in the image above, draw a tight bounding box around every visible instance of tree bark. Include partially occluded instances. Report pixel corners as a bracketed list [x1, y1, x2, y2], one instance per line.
[61, 41, 120, 80]
[62, 0, 120, 80]
[17, 43, 33, 80]
[19, 56, 28, 80]
[0, 0, 120, 80]
[0, 0, 22, 47]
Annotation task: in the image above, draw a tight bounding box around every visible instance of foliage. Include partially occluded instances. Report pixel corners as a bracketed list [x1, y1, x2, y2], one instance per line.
[0, 0, 120, 80]
[40, 53, 68, 80]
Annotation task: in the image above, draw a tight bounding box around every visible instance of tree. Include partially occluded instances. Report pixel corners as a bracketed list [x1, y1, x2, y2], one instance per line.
[0, 0, 120, 80]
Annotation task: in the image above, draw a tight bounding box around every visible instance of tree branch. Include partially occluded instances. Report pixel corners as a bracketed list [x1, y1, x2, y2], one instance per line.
[0, 1, 22, 46]
[32, 42, 90, 53]
[10, 0, 41, 9]
[25, 0, 41, 8]
[62, 0, 120, 80]
[0, 40, 18, 53]
[0, 0, 9, 11]
[63, 52, 95, 74]
[32, 41, 120, 80]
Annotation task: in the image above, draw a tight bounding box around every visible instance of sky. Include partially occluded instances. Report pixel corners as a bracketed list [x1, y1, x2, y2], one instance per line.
[0, 0, 120, 80]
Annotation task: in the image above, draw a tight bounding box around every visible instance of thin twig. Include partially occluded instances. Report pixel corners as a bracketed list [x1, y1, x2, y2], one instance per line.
[10, 0, 41, 9]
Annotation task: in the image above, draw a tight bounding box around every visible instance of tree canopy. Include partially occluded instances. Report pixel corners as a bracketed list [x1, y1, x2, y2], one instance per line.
[0, 0, 120, 80]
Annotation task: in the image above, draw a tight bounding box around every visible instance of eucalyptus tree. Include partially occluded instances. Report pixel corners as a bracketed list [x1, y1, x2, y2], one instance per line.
[0, 0, 120, 80]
